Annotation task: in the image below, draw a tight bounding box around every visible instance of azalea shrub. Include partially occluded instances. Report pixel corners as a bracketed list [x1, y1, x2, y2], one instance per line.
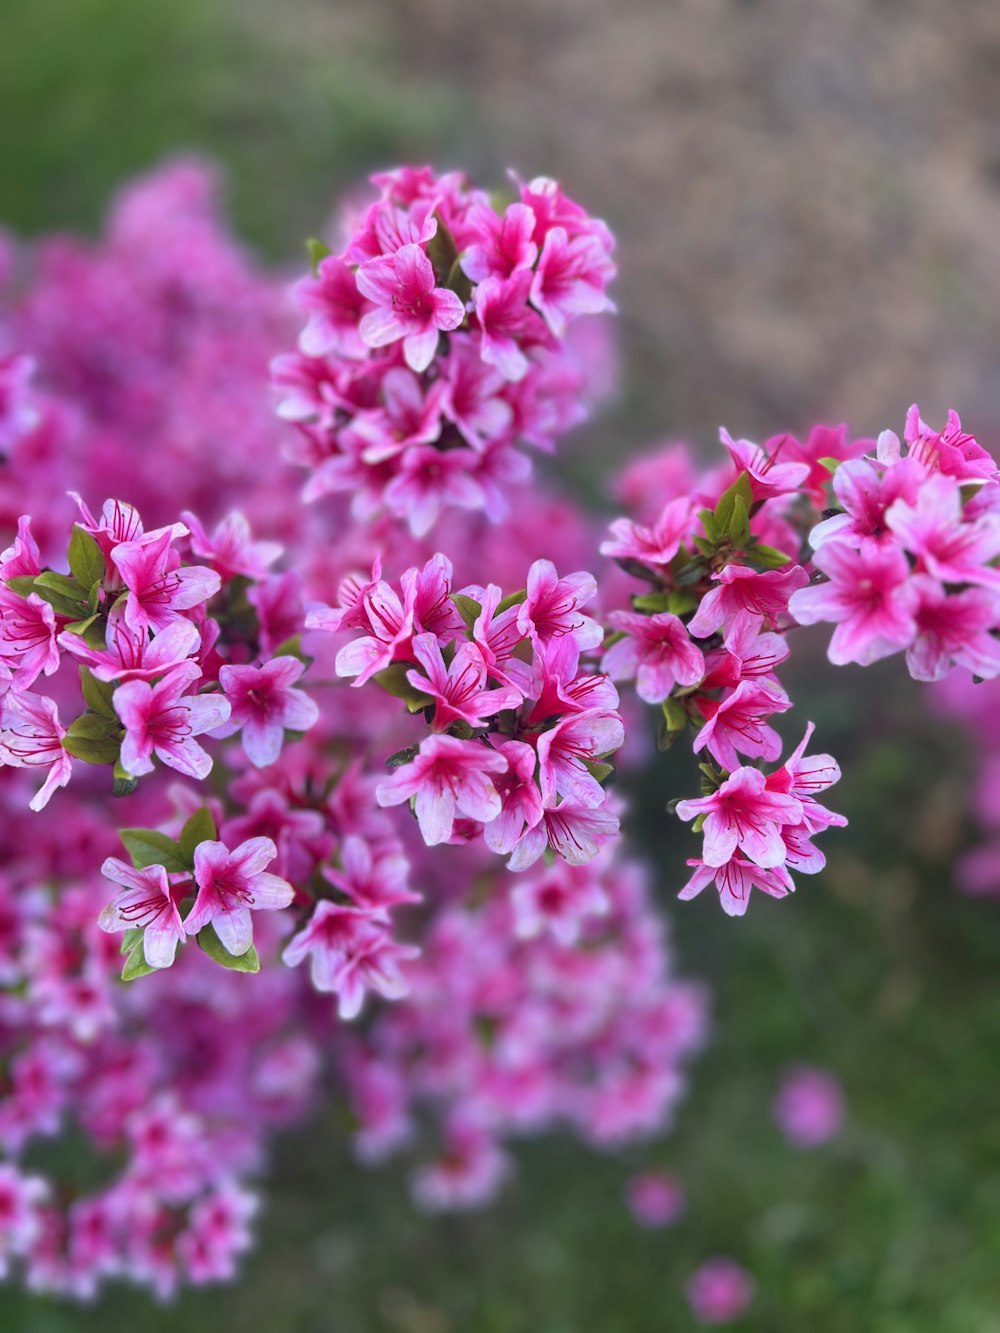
[0, 158, 996, 1303]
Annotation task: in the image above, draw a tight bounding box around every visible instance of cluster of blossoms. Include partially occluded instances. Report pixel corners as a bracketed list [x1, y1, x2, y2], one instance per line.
[310, 552, 624, 868]
[272, 166, 616, 534]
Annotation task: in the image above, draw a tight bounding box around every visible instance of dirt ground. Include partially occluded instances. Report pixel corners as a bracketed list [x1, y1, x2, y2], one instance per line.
[239, 0, 1000, 450]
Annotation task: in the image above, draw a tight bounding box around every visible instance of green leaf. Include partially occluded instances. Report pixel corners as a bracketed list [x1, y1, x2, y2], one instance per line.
[667, 590, 698, 616]
[713, 472, 753, 538]
[818, 456, 841, 474]
[425, 213, 459, 285]
[179, 807, 218, 865]
[79, 666, 117, 718]
[4, 575, 38, 598]
[306, 236, 332, 275]
[661, 696, 688, 732]
[271, 634, 311, 663]
[583, 759, 615, 784]
[451, 593, 482, 629]
[112, 760, 139, 798]
[64, 614, 106, 649]
[699, 508, 720, 543]
[31, 571, 89, 617]
[197, 922, 260, 973]
[373, 662, 434, 712]
[119, 828, 188, 873]
[121, 943, 157, 981]
[120, 926, 144, 956]
[631, 592, 672, 615]
[386, 746, 418, 770]
[67, 525, 105, 590]
[748, 543, 791, 569]
[62, 712, 122, 764]
[444, 256, 472, 304]
[496, 589, 527, 614]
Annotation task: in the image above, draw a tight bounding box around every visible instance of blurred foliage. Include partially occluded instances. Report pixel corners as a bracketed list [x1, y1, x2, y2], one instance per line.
[2, 2, 1000, 1329]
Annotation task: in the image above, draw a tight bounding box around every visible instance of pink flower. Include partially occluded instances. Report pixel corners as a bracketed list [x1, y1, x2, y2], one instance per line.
[788, 542, 917, 666]
[181, 510, 283, 581]
[98, 858, 185, 969]
[59, 613, 200, 683]
[217, 657, 319, 767]
[905, 576, 1000, 681]
[330, 576, 415, 686]
[776, 422, 873, 506]
[0, 1164, 47, 1277]
[383, 445, 484, 537]
[626, 1171, 685, 1228]
[678, 856, 795, 916]
[461, 201, 538, 282]
[406, 634, 520, 732]
[0, 591, 60, 690]
[0, 690, 72, 811]
[693, 679, 791, 772]
[295, 254, 369, 359]
[114, 662, 231, 780]
[281, 901, 417, 1018]
[470, 585, 533, 694]
[604, 611, 705, 703]
[687, 1257, 755, 1325]
[355, 243, 465, 373]
[529, 226, 616, 337]
[438, 338, 513, 450]
[412, 1118, 509, 1212]
[687, 563, 809, 640]
[809, 456, 920, 550]
[375, 735, 508, 845]
[536, 711, 624, 809]
[0, 516, 42, 582]
[720, 428, 811, 502]
[507, 802, 620, 870]
[517, 559, 601, 649]
[600, 496, 695, 571]
[773, 1065, 845, 1147]
[676, 767, 802, 868]
[322, 834, 419, 914]
[483, 739, 544, 856]
[765, 723, 846, 837]
[184, 836, 294, 956]
[510, 862, 609, 946]
[111, 529, 221, 635]
[886, 472, 1000, 586]
[473, 271, 550, 381]
[904, 403, 998, 483]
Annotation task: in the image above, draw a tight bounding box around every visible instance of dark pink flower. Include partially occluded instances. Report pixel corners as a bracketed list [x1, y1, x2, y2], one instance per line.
[114, 662, 231, 780]
[0, 591, 60, 690]
[217, 657, 319, 767]
[0, 690, 72, 811]
[111, 530, 221, 635]
[295, 254, 369, 359]
[529, 225, 616, 337]
[184, 836, 293, 956]
[461, 201, 538, 282]
[604, 611, 704, 704]
[720, 429, 810, 502]
[517, 558, 601, 650]
[678, 856, 795, 916]
[98, 858, 185, 969]
[600, 496, 695, 571]
[688, 563, 809, 640]
[482, 739, 544, 856]
[281, 901, 417, 1018]
[693, 678, 791, 772]
[355, 243, 465, 373]
[473, 271, 550, 382]
[788, 542, 917, 666]
[59, 613, 200, 683]
[375, 735, 508, 846]
[181, 510, 282, 581]
[405, 634, 520, 732]
[676, 766, 802, 869]
[536, 712, 625, 809]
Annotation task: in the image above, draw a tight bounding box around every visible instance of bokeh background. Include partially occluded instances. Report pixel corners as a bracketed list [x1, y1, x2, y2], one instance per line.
[2, 1, 1000, 1328]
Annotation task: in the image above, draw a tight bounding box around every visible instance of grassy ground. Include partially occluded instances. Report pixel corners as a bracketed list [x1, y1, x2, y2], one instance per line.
[2, 3, 1000, 1328]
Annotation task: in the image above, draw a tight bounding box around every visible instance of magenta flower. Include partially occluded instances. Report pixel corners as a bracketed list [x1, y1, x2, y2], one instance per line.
[0, 591, 60, 690]
[599, 496, 695, 571]
[886, 472, 1000, 586]
[765, 723, 845, 835]
[517, 559, 601, 649]
[405, 634, 520, 732]
[0, 689, 72, 811]
[331, 576, 416, 686]
[0, 516, 42, 582]
[349, 367, 444, 465]
[906, 576, 1000, 681]
[604, 611, 704, 704]
[687, 563, 809, 640]
[295, 254, 369, 359]
[471, 585, 533, 694]
[693, 678, 791, 772]
[461, 201, 538, 283]
[281, 902, 417, 1019]
[676, 766, 802, 868]
[687, 1257, 755, 1325]
[111, 529, 221, 635]
[375, 735, 508, 846]
[439, 338, 513, 450]
[788, 541, 917, 666]
[217, 657, 319, 768]
[527, 634, 619, 722]
[114, 662, 231, 780]
[808, 456, 920, 550]
[536, 711, 625, 809]
[482, 739, 544, 856]
[626, 1171, 685, 1228]
[473, 271, 550, 381]
[510, 862, 609, 946]
[182, 510, 283, 581]
[530, 226, 615, 337]
[773, 1065, 845, 1147]
[383, 445, 484, 537]
[184, 836, 294, 956]
[720, 428, 811, 502]
[678, 856, 796, 916]
[98, 858, 185, 969]
[904, 403, 998, 482]
[322, 833, 419, 914]
[507, 801, 620, 870]
[59, 613, 200, 683]
[355, 243, 465, 373]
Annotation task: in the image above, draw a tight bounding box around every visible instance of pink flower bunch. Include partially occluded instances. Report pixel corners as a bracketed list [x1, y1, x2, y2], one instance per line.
[309, 552, 624, 867]
[272, 166, 616, 534]
[789, 405, 1000, 681]
[0, 497, 320, 809]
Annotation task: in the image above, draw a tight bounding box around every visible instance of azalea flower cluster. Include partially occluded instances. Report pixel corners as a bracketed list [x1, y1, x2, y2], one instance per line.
[272, 165, 616, 534]
[309, 552, 624, 867]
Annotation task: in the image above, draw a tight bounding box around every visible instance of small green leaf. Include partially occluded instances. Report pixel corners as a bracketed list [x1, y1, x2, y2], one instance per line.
[197, 922, 260, 972]
[496, 589, 527, 614]
[425, 214, 459, 285]
[62, 713, 121, 764]
[386, 746, 418, 770]
[818, 457, 841, 474]
[699, 508, 720, 543]
[179, 808, 218, 865]
[67, 525, 105, 590]
[373, 662, 434, 711]
[119, 828, 189, 873]
[306, 237, 332, 275]
[79, 666, 117, 718]
[30, 571, 88, 617]
[120, 926, 144, 956]
[667, 590, 698, 616]
[583, 759, 615, 784]
[271, 634, 310, 663]
[444, 257, 472, 304]
[661, 696, 688, 732]
[5, 575, 38, 598]
[631, 592, 672, 615]
[747, 543, 792, 569]
[713, 472, 753, 538]
[121, 943, 157, 981]
[451, 593, 482, 629]
[64, 614, 106, 649]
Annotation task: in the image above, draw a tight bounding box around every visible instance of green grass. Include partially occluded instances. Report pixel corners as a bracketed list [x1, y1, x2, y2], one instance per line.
[2, 4, 1000, 1327]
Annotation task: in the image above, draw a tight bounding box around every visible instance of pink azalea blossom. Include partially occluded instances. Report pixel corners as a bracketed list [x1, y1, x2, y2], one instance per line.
[98, 858, 186, 969]
[438, 338, 513, 450]
[295, 254, 369, 359]
[678, 856, 796, 916]
[470, 585, 533, 694]
[604, 611, 705, 703]
[510, 862, 609, 946]
[525, 634, 619, 723]
[904, 403, 998, 483]
[529, 226, 616, 337]
[328, 575, 416, 687]
[788, 542, 918, 666]
[693, 678, 791, 772]
[0, 1164, 47, 1278]
[885, 472, 1000, 586]
[808, 456, 921, 550]
[114, 662, 231, 780]
[184, 837, 293, 956]
[461, 201, 538, 282]
[720, 428, 810, 502]
[773, 1065, 845, 1147]
[355, 243, 465, 373]
[482, 739, 544, 856]
[0, 690, 72, 811]
[406, 634, 521, 732]
[676, 766, 802, 868]
[110, 530, 221, 635]
[216, 657, 319, 767]
[599, 496, 695, 570]
[905, 576, 1000, 681]
[687, 1257, 755, 1325]
[375, 735, 508, 845]
[322, 834, 419, 914]
[181, 511, 282, 581]
[0, 517, 42, 582]
[517, 559, 601, 649]
[687, 563, 809, 640]
[776, 422, 873, 506]
[473, 271, 550, 381]
[0, 591, 60, 690]
[383, 445, 484, 537]
[507, 801, 621, 870]
[281, 901, 417, 1018]
[536, 711, 624, 809]
[59, 613, 200, 683]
